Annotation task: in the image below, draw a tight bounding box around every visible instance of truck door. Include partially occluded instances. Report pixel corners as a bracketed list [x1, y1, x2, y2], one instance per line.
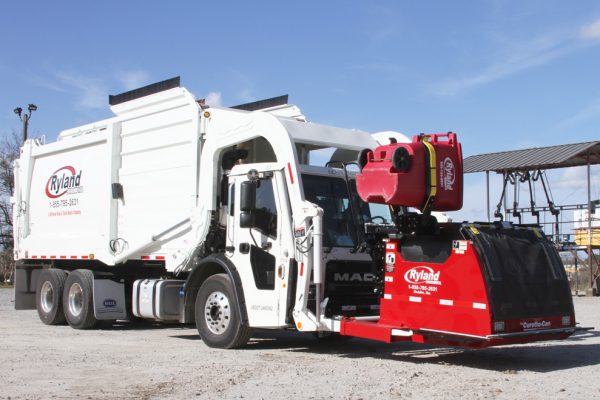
[228, 169, 292, 328]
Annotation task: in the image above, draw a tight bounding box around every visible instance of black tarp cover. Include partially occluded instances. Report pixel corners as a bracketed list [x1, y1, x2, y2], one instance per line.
[463, 224, 574, 320]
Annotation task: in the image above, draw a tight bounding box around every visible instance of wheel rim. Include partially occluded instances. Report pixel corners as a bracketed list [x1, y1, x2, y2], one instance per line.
[204, 291, 231, 335]
[68, 282, 84, 318]
[40, 281, 54, 313]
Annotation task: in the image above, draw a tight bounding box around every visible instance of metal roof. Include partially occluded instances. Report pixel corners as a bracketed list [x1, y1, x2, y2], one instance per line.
[463, 141, 600, 173]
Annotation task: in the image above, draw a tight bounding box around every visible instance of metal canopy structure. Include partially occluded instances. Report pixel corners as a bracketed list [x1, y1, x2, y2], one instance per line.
[463, 140, 600, 293]
[464, 141, 600, 173]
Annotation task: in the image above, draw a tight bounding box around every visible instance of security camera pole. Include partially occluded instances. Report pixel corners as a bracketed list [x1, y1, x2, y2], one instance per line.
[14, 104, 37, 143]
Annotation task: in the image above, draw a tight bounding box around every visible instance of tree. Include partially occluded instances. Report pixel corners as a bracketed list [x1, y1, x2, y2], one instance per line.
[0, 131, 21, 283]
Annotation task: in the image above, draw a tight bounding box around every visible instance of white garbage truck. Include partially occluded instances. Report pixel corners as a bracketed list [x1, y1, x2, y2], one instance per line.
[13, 77, 391, 348]
[13, 77, 576, 349]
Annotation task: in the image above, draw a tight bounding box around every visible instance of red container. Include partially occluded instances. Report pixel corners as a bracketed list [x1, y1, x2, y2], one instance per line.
[356, 133, 463, 211]
[356, 141, 426, 208]
[428, 133, 463, 211]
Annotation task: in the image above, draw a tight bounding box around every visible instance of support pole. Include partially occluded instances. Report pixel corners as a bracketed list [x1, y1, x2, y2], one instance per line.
[587, 153, 593, 293]
[486, 171, 490, 222]
[503, 172, 508, 221]
[22, 113, 29, 143]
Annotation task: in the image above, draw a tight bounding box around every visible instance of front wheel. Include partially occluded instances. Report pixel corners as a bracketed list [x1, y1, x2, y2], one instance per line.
[62, 269, 99, 330]
[195, 274, 252, 349]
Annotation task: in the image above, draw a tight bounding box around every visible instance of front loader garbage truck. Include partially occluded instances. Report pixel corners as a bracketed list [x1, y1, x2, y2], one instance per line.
[12, 77, 576, 349]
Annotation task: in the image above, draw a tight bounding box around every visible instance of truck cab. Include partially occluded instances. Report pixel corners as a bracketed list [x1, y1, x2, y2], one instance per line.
[223, 162, 387, 331]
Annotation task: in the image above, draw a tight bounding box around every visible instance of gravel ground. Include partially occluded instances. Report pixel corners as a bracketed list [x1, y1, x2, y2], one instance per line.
[1, 288, 599, 400]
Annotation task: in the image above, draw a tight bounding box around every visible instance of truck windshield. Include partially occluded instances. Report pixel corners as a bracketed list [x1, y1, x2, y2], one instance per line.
[302, 174, 391, 248]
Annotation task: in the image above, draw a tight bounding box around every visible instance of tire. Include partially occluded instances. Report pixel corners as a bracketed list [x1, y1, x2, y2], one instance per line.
[36, 269, 68, 325]
[195, 274, 252, 349]
[62, 269, 99, 330]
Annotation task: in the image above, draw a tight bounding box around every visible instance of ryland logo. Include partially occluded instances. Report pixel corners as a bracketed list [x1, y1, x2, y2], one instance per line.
[45, 166, 83, 198]
[440, 157, 455, 191]
[404, 266, 441, 285]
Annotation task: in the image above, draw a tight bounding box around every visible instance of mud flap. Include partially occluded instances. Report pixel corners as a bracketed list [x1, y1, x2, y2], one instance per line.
[14, 264, 42, 310]
[93, 278, 127, 320]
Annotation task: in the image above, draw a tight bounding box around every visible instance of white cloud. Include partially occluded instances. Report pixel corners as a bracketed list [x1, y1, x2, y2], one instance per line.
[204, 91, 222, 107]
[433, 18, 600, 96]
[55, 72, 107, 109]
[579, 18, 600, 40]
[556, 97, 600, 129]
[553, 166, 600, 192]
[117, 70, 150, 90]
[434, 36, 572, 96]
[29, 74, 70, 94]
[34, 70, 151, 110]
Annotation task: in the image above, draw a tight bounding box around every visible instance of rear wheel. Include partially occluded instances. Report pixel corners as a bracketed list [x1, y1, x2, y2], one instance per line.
[36, 269, 67, 325]
[195, 274, 252, 349]
[63, 269, 99, 329]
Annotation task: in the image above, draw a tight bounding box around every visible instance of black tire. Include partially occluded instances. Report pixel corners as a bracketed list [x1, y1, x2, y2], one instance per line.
[36, 269, 68, 325]
[195, 274, 252, 349]
[62, 269, 99, 330]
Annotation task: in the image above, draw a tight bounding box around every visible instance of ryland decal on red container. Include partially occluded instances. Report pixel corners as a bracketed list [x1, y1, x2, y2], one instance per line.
[404, 266, 441, 285]
[440, 157, 455, 191]
[404, 266, 442, 296]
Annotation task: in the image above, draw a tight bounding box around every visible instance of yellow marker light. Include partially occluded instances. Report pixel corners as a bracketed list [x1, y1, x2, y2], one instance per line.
[203, 111, 211, 118]
[296, 322, 303, 330]
[89, 254, 95, 260]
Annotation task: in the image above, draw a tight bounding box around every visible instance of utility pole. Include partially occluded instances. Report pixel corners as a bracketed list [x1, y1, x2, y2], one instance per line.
[13, 104, 37, 143]
[586, 153, 593, 295]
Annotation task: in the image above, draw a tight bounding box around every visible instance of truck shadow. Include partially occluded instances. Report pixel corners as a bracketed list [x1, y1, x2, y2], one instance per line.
[105, 320, 600, 373]
[240, 329, 600, 373]
[100, 320, 193, 331]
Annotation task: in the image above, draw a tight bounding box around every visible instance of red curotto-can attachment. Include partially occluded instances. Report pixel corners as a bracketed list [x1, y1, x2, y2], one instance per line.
[356, 133, 463, 212]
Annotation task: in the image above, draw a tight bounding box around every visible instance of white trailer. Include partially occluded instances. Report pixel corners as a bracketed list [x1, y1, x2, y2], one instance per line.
[13, 77, 392, 347]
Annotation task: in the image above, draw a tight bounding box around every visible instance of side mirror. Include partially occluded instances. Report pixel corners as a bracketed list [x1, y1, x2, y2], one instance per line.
[240, 212, 255, 228]
[240, 181, 256, 212]
[240, 181, 256, 228]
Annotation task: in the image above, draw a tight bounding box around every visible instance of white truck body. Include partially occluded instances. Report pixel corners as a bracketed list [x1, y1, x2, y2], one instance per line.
[13, 79, 387, 341]
[14, 85, 375, 268]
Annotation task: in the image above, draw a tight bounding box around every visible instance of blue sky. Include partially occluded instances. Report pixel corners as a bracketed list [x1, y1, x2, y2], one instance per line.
[1, 1, 599, 227]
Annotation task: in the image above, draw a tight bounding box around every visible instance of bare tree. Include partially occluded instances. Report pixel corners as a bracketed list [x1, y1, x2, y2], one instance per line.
[0, 131, 21, 283]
